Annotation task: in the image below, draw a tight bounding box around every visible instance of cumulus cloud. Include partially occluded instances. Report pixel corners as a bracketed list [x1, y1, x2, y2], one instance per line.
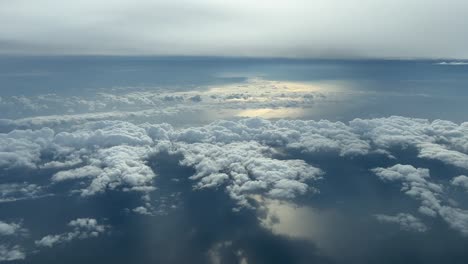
[169, 115, 468, 166]
[372, 164, 468, 236]
[10, 114, 468, 170]
[54, 120, 153, 148]
[0, 221, 23, 236]
[52, 165, 101, 182]
[0, 221, 27, 262]
[0, 121, 161, 203]
[1, 115, 468, 212]
[167, 117, 370, 156]
[2, 105, 468, 261]
[35, 218, 108, 248]
[451, 175, 468, 192]
[171, 141, 322, 208]
[0, 128, 54, 169]
[372, 164, 442, 218]
[375, 213, 428, 232]
[54, 145, 156, 196]
[418, 143, 468, 170]
[132, 206, 152, 216]
[0, 245, 25, 262]
[351, 116, 468, 169]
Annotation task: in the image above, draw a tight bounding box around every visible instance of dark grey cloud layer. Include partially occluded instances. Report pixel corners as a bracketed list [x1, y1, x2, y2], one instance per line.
[1, 0, 468, 58]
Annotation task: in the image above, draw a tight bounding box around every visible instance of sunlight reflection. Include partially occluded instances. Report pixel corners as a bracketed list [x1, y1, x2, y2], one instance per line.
[236, 107, 305, 118]
[255, 197, 340, 253]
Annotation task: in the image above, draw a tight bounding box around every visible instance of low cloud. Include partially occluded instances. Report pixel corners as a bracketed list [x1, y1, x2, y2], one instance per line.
[451, 175, 468, 192]
[0, 221, 24, 236]
[55, 145, 156, 197]
[373, 164, 468, 236]
[1, 115, 468, 212]
[171, 141, 323, 208]
[0, 245, 25, 262]
[0, 128, 54, 169]
[0, 79, 330, 127]
[35, 218, 108, 248]
[375, 213, 428, 232]
[0, 220, 27, 261]
[0, 183, 50, 203]
[132, 206, 152, 216]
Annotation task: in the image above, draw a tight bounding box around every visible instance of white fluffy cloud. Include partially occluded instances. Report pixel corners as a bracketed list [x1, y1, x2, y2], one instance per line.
[372, 164, 442, 217]
[0, 128, 54, 169]
[171, 141, 322, 208]
[0, 245, 25, 262]
[132, 206, 152, 216]
[372, 164, 468, 236]
[11, 121, 158, 197]
[451, 175, 468, 192]
[1, 110, 468, 260]
[0, 221, 23, 236]
[35, 218, 108, 248]
[53, 145, 156, 196]
[52, 165, 101, 182]
[0, 221, 27, 262]
[351, 116, 468, 168]
[1, 115, 468, 210]
[418, 143, 468, 170]
[54, 121, 153, 148]
[167, 116, 468, 166]
[375, 213, 428, 232]
[166, 118, 371, 156]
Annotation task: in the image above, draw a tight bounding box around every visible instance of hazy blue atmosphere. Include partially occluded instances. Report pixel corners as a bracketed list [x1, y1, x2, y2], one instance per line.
[1, 0, 468, 263]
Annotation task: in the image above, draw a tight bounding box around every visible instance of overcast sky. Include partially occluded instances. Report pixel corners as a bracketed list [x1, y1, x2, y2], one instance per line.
[1, 0, 467, 58]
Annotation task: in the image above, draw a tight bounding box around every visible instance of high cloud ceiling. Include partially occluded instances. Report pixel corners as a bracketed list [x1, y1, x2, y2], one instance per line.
[1, 0, 468, 58]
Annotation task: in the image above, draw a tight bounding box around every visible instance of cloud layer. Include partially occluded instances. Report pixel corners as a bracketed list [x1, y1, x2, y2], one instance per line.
[1, 0, 468, 58]
[0, 113, 468, 262]
[1, 116, 468, 214]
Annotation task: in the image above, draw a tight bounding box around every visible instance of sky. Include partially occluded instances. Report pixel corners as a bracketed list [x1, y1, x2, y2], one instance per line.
[1, 0, 468, 58]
